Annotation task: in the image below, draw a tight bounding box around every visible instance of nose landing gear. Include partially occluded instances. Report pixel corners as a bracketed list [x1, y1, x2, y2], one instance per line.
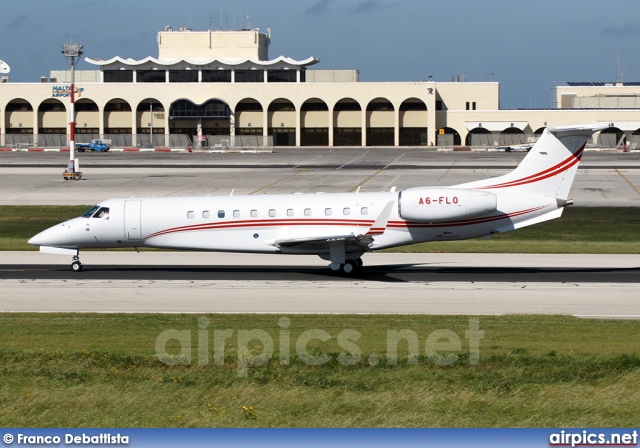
[71, 255, 83, 272]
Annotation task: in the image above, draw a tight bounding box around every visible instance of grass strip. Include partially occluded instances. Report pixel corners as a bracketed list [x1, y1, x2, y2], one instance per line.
[0, 313, 638, 427]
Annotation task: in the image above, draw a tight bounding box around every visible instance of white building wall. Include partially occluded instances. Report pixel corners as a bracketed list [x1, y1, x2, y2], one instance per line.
[2, 79, 640, 147]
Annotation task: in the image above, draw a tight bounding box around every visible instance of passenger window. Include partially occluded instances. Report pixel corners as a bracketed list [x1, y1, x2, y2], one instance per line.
[233, 210, 240, 218]
[269, 209, 276, 217]
[343, 207, 351, 215]
[325, 208, 332, 216]
[361, 207, 369, 215]
[187, 211, 195, 219]
[202, 211, 210, 219]
[287, 209, 294, 217]
[218, 210, 225, 218]
[251, 210, 258, 218]
[304, 208, 312, 217]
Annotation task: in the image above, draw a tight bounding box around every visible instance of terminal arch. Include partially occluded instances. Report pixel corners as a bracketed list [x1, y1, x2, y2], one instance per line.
[235, 98, 264, 137]
[498, 127, 526, 146]
[37, 99, 66, 135]
[437, 127, 461, 146]
[136, 99, 165, 146]
[75, 99, 99, 136]
[598, 126, 625, 148]
[366, 98, 394, 146]
[5, 98, 34, 137]
[235, 98, 264, 136]
[169, 99, 230, 136]
[333, 98, 362, 146]
[301, 98, 329, 146]
[631, 128, 640, 150]
[104, 98, 132, 134]
[465, 127, 493, 147]
[268, 98, 296, 146]
[399, 98, 428, 146]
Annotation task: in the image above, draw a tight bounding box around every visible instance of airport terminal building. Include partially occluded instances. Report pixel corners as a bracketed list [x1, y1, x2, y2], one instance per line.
[1, 27, 640, 149]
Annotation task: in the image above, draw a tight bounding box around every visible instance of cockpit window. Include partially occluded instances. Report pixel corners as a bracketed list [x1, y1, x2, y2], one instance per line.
[82, 205, 100, 218]
[94, 207, 109, 218]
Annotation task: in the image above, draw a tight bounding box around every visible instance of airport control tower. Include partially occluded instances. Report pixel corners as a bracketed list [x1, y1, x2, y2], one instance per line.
[157, 26, 270, 61]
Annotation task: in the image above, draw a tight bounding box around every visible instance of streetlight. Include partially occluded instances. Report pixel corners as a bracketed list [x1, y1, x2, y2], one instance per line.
[62, 43, 83, 180]
[150, 101, 153, 148]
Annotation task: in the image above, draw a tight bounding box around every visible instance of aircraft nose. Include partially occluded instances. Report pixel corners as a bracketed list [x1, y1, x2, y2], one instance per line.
[27, 234, 41, 246]
[28, 224, 69, 247]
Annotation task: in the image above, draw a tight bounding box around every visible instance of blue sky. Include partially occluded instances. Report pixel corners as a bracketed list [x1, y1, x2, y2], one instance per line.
[1, 0, 639, 108]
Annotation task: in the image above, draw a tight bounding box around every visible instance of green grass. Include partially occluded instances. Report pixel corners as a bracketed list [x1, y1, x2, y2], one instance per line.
[391, 206, 640, 253]
[0, 313, 639, 427]
[0, 205, 89, 251]
[3, 205, 640, 253]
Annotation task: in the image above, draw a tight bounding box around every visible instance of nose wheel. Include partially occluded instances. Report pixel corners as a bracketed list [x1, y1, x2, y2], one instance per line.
[71, 256, 83, 272]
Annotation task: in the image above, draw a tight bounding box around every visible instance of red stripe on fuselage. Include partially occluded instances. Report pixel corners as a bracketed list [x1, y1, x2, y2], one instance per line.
[480, 144, 584, 190]
[145, 218, 376, 239]
[143, 206, 549, 239]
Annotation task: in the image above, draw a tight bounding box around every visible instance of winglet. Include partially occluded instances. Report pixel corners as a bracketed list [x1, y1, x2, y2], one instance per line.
[366, 201, 395, 236]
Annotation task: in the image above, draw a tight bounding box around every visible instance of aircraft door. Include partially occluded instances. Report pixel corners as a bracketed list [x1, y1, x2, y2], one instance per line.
[124, 200, 142, 240]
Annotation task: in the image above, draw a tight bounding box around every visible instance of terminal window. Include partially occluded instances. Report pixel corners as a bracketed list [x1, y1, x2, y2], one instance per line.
[104, 70, 134, 83]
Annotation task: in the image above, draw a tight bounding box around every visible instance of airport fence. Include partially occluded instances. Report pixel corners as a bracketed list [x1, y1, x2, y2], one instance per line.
[0, 134, 272, 150]
[468, 133, 534, 148]
[194, 134, 273, 151]
[0, 133, 635, 150]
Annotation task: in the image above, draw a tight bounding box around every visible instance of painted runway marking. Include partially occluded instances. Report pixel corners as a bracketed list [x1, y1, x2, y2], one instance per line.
[293, 155, 322, 168]
[383, 153, 406, 170]
[250, 169, 308, 194]
[337, 150, 369, 170]
[350, 168, 383, 192]
[614, 169, 640, 196]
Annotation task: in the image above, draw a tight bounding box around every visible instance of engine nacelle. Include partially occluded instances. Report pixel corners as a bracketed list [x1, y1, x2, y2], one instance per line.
[398, 188, 497, 222]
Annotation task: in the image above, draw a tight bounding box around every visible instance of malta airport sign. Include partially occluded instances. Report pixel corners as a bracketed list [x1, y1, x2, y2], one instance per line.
[52, 85, 84, 98]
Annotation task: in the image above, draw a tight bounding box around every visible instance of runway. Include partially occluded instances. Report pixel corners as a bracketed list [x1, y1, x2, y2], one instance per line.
[2, 252, 639, 318]
[2, 150, 639, 318]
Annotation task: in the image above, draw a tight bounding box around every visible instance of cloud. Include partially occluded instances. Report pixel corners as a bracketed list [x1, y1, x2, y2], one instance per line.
[6, 14, 29, 31]
[305, 0, 332, 15]
[601, 22, 640, 37]
[351, 1, 389, 14]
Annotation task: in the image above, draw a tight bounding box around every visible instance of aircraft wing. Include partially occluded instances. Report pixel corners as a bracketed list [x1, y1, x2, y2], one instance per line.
[274, 200, 395, 250]
[275, 233, 373, 250]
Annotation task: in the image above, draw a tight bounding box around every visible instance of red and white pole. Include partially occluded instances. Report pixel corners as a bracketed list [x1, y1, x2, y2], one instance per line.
[69, 69, 76, 172]
[62, 43, 83, 179]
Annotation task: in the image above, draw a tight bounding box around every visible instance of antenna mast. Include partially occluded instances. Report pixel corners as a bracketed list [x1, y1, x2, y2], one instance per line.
[616, 50, 625, 83]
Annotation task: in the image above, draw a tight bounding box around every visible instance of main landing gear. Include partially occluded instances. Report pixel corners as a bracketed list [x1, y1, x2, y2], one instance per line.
[332, 258, 363, 275]
[326, 242, 364, 275]
[341, 258, 364, 274]
[71, 254, 83, 272]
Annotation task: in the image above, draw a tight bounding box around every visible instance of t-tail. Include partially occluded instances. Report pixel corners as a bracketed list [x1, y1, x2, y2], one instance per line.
[456, 124, 609, 201]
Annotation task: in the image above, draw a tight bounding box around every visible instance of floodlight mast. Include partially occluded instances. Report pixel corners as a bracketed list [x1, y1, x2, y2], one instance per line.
[62, 43, 83, 180]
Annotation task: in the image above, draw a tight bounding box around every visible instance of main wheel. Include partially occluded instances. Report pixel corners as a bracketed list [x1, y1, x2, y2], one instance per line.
[341, 260, 357, 274]
[71, 260, 83, 272]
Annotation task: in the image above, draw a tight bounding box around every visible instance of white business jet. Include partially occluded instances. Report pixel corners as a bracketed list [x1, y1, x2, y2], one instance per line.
[29, 124, 606, 274]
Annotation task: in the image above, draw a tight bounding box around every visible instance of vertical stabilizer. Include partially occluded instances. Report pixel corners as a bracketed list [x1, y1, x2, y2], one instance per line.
[455, 124, 608, 199]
